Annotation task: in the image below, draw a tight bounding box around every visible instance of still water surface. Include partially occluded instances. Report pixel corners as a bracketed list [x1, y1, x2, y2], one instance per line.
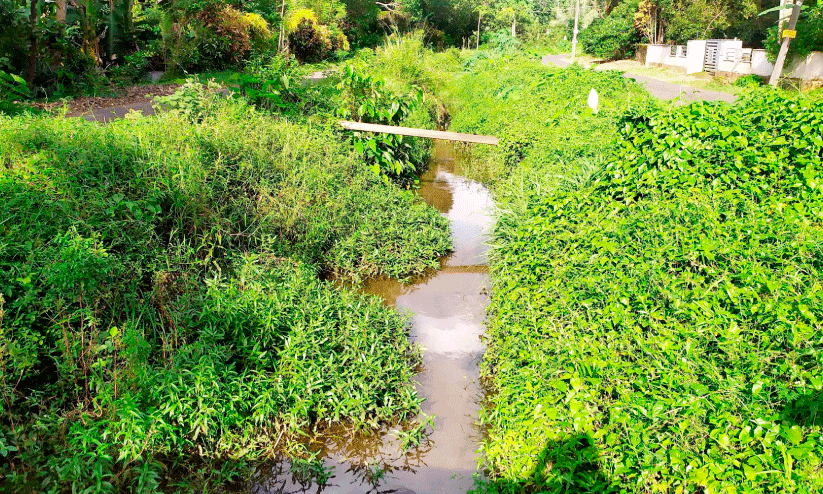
[254, 141, 494, 494]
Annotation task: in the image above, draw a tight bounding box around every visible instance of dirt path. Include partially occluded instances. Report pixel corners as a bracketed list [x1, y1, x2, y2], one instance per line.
[33, 84, 180, 122]
[542, 54, 737, 104]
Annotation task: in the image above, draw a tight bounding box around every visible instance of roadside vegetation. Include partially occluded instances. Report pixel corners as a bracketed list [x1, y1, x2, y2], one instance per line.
[438, 49, 823, 492]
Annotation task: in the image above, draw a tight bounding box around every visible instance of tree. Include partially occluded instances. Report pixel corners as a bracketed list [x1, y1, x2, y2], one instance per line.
[764, 0, 822, 58]
[493, 0, 533, 37]
[579, 0, 641, 58]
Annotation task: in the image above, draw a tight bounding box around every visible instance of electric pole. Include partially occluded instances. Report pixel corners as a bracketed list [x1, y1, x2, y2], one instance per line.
[769, 0, 804, 86]
[571, 0, 580, 61]
[477, 8, 482, 49]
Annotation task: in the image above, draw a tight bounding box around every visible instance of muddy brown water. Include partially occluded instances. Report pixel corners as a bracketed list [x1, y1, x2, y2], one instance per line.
[253, 141, 495, 494]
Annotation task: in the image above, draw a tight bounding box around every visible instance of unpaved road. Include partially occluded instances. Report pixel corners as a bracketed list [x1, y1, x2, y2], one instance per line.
[542, 54, 737, 104]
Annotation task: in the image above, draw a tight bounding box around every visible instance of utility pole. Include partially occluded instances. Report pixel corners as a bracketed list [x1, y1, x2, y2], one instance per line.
[278, 0, 287, 52]
[477, 8, 481, 49]
[769, 0, 804, 86]
[571, 0, 580, 61]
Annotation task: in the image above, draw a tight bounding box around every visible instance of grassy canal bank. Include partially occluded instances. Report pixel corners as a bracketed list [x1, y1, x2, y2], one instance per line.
[436, 52, 823, 493]
[0, 68, 450, 491]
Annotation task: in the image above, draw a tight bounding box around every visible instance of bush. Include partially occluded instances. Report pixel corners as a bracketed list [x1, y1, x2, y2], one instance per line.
[163, 5, 274, 72]
[286, 9, 349, 63]
[487, 29, 521, 53]
[579, 0, 641, 59]
[109, 52, 149, 84]
[734, 73, 764, 88]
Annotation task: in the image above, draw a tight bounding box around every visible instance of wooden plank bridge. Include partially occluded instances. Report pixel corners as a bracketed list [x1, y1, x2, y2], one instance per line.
[339, 121, 499, 146]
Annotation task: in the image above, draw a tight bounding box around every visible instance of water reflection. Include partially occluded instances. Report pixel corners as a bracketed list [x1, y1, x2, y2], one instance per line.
[254, 140, 495, 494]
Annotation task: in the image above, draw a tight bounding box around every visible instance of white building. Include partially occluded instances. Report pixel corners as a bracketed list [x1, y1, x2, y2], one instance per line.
[641, 40, 823, 83]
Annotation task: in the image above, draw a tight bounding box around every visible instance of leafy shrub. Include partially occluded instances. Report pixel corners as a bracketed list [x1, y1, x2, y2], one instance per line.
[197, 6, 274, 64]
[109, 52, 149, 84]
[579, 0, 641, 59]
[487, 29, 521, 53]
[285, 8, 349, 63]
[765, 1, 823, 60]
[163, 5, 274, 72]
[289, 17, 330, 63]
[734, 73, 764, 88]
[287, 8, 318, 30]
[154, 78, 225, 121]
[337, 64, 427, 185]
[0, 70, 28, 102]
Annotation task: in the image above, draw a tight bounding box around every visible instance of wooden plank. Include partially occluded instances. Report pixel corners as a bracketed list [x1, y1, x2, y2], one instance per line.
[339, 121, 499, 145]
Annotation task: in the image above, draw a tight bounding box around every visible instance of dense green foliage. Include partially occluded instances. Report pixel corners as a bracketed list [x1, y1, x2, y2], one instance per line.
[0, 95, 450, 492]
[765, 0, 823, 59]
[443, 54, 823, 492]
[580, 0, 641, 59]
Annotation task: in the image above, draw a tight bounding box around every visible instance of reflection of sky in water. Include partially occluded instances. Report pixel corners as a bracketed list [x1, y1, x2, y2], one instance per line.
[435, 169, 495, 268]
[254, 142, 494, 494]
[400, 272, 487, 359]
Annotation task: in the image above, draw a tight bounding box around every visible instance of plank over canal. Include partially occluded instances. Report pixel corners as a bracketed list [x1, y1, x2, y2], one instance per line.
[339, 121, 499, 145]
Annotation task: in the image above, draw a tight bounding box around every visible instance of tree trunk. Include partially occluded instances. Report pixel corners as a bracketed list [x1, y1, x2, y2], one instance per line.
[511, 17, 516, 38]
[107, 0, 115, 61]
[26, 0, 38, 86]
[57, 0, 66, 23]
[278, 0, 286, 52]
[125, 0, 135, 51]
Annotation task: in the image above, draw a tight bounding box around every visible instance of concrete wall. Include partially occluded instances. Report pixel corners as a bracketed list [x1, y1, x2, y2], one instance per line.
[648, 39, 822, 82]
[751, 50, 773, 76]
[686, 40, 706, 74]
[646, 44, 688, 72]
[786, 52, 823, 81]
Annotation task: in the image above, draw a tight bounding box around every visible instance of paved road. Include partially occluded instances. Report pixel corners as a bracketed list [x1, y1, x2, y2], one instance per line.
[542, 54, 737, 104]
[81, 102, 157, 123]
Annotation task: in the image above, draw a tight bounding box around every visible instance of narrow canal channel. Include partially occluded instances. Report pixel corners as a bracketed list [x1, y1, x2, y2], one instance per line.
[256, 140, 495, 494]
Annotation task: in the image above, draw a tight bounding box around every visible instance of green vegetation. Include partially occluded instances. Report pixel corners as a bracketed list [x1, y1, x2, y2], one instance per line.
[765, 0, 823, 60]
[2, 1, 822, 488]
[2, 0, 811, 107]
[579, 0, 641, 60]
[0, 86, 450, 491]
[439, 51, 823, 492]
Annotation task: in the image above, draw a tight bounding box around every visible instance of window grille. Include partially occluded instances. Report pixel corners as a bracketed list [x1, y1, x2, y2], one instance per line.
[670, 45, 678, 57]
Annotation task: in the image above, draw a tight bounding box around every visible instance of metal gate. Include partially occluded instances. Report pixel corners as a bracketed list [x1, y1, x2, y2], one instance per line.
[704, 40, 720, 74]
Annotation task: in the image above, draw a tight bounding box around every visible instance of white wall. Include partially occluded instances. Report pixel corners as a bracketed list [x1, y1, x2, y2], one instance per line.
[646, 44, 689, 71]
[686, 40, 706, 74]
[787, 52, 823, 81]
[751, 50, 772, 76]
[650, 39, 822, 82]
